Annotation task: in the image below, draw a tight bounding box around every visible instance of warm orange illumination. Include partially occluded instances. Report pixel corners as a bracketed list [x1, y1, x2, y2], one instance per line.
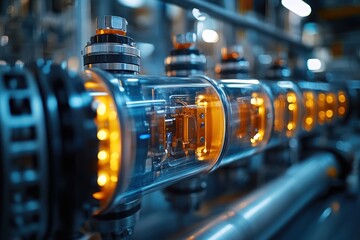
[338, 107, 345, 115]
[97, 172, 109, 186]
[302, 91, 316, 131]
[274, 91, 298, 137]
[326, 110, 334, 118]
[305, 117, 313, 125]
[324, 93, 337, 122]
[274, 94, 286, 133]
[317, 93, 326, 125]
[337, 91, 348, 118]
[339, 94, 346, 103]
[249, 93, 267, 146]
[98, 150, 108, 162]
[174, 42, 194, 50]
[97, 129, 109, 140]
[195, 92, 225, 160]
[285, 92, 298, 137]
[221, 47, 241, 61]
[327, 167, 338, 178]
[237, 93, 267, 146]
[84, 79, 121, 207]
[326, 95, 334, 104]
[96, 29, 126, 35]
[97, 103, 107, 116]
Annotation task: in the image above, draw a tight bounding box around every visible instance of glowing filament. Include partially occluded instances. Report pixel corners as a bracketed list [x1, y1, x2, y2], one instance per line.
[326, 110, 333, 118]
[97, 103, 107, 116]
[98, 150, 108, 162]
[97, 129, 109, 140]
[97, 173, 109, 186]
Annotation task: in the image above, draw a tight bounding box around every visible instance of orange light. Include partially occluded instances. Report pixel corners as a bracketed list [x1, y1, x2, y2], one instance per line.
[326, 110, 334, 118]
[317, 93, 326, 125]
[97, 172, 109, 186]
[274, 91, 298, 137]
[248, 93, 267, 146]
[97, 129, 109, 140]
[84, 79, 121, 208]
[305, 117, 313, 125]
[339, 94, 346, 103]
[195, 92, 226, 160]
[274, 94, 286, 133]
[337, 91, 347, 117]
[97, 103, 107, 116]
[98, 150, 108, 162]
[302, 91, 316, 131]
[324, 93, 337, 122]
[96, 29, 126, 36]
[326, 95, 334, 104]
[338, 107, 345, 115]
[174, 42, 194, 50]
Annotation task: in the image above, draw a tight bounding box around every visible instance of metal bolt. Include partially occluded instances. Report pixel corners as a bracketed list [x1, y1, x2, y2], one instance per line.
[174, 32, 196, 44]
[200, 137, 205, 143]
[200, 113, 205, 119]
[96, 15, 128, 32]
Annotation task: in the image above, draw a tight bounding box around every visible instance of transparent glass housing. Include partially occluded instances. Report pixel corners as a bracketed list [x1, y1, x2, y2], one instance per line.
[262, 81, 302, 145]
[83, 69, 226, 212]
[216, 79, 273, 165]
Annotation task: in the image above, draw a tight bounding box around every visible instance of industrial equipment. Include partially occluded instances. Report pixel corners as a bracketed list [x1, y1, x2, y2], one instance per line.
[1, 1, 359, 239]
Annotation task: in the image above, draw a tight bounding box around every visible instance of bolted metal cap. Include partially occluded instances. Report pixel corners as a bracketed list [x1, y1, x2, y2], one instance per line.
[221, 45, 244, 60]
[173, 32, 197, 49]
[96, 15, 128, 32]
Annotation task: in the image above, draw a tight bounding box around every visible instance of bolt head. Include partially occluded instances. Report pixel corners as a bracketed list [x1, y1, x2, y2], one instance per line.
[174, 32, 196, 45]
[96, 15, 128, 32]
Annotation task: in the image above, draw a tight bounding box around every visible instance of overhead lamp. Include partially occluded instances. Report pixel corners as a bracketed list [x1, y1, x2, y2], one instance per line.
[281, 0, 311, 17]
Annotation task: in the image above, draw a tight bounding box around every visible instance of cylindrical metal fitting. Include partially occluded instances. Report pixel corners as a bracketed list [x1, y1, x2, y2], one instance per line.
[215, 45, 250, 79]
[165, 32, 206, 77]
[83, 16, 140, 74]
[97, 15, 128, 32]
[173, 32, 196, 45]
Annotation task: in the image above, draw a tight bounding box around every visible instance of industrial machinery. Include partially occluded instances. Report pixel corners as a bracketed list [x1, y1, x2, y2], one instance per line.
[1, 1, 360, 239]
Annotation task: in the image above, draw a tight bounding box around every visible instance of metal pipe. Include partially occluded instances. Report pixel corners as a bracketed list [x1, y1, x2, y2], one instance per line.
[177, 152, 339, 240]
[161, 0, 312, 51]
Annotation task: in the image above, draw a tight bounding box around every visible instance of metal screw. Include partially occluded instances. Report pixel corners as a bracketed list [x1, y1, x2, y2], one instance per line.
[200, 137, 205, 143]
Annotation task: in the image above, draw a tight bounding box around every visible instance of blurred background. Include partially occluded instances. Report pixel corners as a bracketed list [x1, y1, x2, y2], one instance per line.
[0, 0, 359, 79]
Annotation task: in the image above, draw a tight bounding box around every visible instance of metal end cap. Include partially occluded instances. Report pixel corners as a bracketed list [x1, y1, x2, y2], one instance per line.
[96, 15, 128, 32]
